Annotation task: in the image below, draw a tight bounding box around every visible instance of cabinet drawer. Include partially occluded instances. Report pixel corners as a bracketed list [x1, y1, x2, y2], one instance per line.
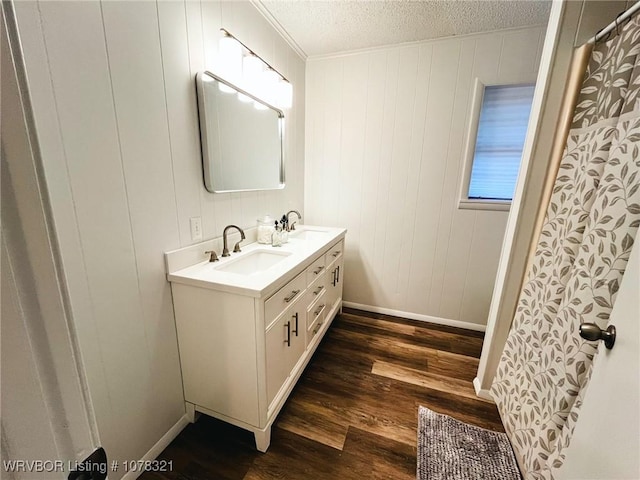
[301, 275, 325, 317]
[307, 290, 327, 335]
[265, 272, 306, 327]
[325, 240, 344, 267]
[306, 255, 327, 286]
[307, 277, 327, 302]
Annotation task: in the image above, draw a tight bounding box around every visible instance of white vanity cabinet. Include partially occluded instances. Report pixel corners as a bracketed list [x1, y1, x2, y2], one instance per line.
[166, 228, 345, 452]
[265, 273, 307, 408]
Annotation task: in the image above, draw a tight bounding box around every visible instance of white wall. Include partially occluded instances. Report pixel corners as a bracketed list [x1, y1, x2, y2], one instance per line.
[305, 26, 545, 328]
[13, 0, 304, 475]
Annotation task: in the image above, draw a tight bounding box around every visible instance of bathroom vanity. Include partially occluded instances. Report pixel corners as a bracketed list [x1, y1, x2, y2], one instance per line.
[165, 226, 346, 451]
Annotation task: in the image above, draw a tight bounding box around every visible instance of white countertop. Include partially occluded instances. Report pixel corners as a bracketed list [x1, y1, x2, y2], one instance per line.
[166, 226, 346, 298]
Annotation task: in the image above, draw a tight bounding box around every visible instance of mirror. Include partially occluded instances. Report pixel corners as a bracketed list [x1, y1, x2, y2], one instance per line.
[195, 71, 285, 193]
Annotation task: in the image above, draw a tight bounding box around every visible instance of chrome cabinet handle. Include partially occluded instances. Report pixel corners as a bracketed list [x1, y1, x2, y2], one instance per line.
[284, 289, 300, 303]
[314, 304, 326, 317]
[313, 286, 323, 295]
[292, 312, 299, 336]
[332, 268, 337, 287]
[314, 266, 325, 275]
[284, 321, 291, 347]
[332, 251, 340, 257]
[580, 323, 616, 349]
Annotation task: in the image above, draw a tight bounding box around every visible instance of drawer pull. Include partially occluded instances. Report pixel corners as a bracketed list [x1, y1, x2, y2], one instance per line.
[284, 321, 291, 347]
[313, 320, 324, 336]
[313, 266, 325, 275]
[332, 251, 340, 257]
[292, 312, 299, 336]
[314, 304, 326, 317]
[284, 289, 301, 303]
[313, 286, 324, 295]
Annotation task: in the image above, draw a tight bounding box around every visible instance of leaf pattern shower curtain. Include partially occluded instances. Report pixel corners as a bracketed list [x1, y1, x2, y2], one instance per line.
[492, 15, 640, 480]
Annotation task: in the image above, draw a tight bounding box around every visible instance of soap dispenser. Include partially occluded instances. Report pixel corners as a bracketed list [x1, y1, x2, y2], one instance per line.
[280, 215, 289, 244]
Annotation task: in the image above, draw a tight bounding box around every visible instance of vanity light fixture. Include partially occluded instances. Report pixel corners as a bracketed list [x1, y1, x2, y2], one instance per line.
[218, 30, 242, 93]
[261, 68, 281, 105]
[241, 53, 264, 103]
[218, 28, 293, 110]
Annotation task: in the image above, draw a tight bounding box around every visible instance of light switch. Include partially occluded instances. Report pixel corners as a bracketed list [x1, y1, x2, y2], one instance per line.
[190, 217, 203, 241]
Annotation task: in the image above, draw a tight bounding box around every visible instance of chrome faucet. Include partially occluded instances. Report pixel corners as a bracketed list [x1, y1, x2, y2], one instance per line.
[222, 225, 246, 257]
[286, 210, 302, 231]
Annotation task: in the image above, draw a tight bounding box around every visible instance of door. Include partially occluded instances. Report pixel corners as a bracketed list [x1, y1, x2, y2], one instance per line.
[556, 240, 640, 479]
[2, 3, 99, 477]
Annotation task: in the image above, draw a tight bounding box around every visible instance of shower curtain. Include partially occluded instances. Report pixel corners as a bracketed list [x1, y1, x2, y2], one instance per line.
[492, 14, 640, 480]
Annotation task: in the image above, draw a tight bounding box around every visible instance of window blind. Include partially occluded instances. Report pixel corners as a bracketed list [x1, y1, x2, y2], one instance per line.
[468, 84, 535, 201]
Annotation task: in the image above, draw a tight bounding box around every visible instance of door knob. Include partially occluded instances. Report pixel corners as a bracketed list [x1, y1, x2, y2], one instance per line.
[579, 323, 616, 349]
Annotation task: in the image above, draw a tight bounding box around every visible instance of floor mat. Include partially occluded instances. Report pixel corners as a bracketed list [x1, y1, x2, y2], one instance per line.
[417, 406, 521, 480]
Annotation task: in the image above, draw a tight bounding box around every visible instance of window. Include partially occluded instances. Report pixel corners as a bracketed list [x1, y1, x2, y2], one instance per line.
[459, 80, 535, 210]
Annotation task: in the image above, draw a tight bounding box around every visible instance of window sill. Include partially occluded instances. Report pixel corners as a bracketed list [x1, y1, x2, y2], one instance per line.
[458, 199, 511, 211]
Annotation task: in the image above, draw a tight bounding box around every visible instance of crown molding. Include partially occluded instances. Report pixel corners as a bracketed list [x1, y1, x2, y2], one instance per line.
[250, 0, 307, 60]
[307, 24, 548, 61]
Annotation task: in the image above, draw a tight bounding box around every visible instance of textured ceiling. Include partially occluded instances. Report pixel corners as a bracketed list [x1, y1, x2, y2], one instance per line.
[259, 0, 552, 57]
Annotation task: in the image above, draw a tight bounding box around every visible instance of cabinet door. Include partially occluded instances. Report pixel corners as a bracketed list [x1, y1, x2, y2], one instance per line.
[286, 302, 306, 375]
[265, 301, 306, 408]
[326, 257, 344, 315]
[265, 315, 290, 407]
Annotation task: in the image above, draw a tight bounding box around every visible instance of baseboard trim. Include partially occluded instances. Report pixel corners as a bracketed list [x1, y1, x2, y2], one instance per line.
[473, 377, 495, 402]
[342, 301, 486, 332]
[121, 414, 189, 480]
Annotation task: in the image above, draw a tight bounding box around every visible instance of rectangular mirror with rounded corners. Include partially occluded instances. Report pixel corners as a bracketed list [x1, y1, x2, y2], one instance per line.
[195, 71, 285, 193]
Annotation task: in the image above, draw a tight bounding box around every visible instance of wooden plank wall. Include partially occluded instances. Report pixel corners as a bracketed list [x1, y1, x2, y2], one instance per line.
[305, 26, 546, 328]
[13, 1, 304, 476]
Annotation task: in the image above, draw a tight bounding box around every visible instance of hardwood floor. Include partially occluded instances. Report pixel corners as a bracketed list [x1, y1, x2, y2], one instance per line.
[141, 308, 503, 480]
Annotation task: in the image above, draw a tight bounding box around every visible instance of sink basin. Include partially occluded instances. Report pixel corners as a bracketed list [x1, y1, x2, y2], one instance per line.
[215, 249, 291, 275]
[289, 228, 329, 241]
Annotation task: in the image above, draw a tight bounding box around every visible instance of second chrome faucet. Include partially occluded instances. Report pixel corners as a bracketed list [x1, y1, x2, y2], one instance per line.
[222, 225, 245, 257]
[286, 210, 302, 231]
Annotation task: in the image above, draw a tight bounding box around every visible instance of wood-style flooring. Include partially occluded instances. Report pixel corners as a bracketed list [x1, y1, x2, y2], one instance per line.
[141, 308, 503, 480]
